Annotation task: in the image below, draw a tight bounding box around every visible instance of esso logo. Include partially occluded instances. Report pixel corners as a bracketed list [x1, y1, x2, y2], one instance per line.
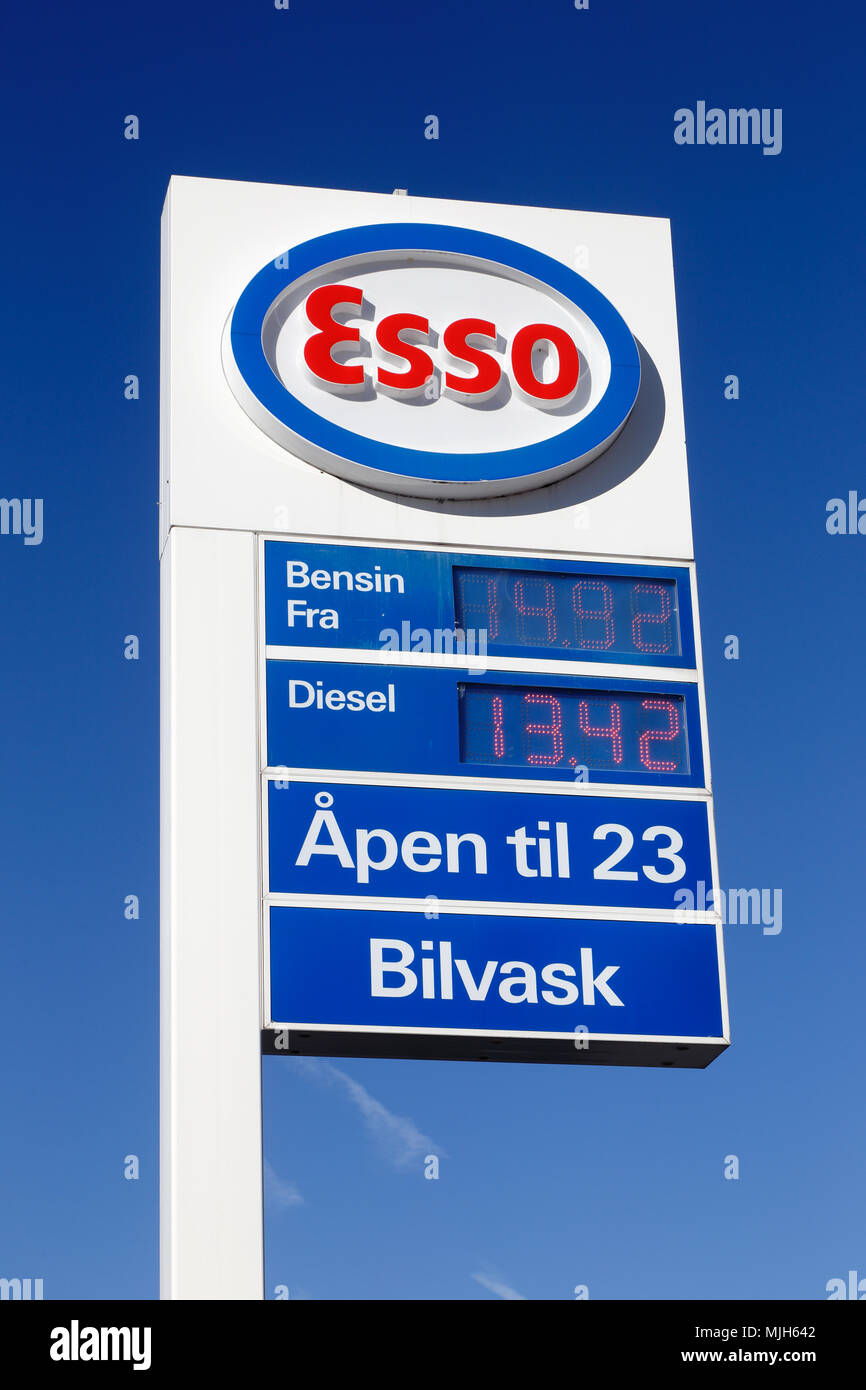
[223, 224, 640, 499]
[304, 283, 583, 410]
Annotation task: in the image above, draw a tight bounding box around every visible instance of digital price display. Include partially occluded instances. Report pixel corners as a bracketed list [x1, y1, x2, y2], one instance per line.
[459, 683, 690, 776]
[266, 659, 704, 788]
[454, 566, 681, 660]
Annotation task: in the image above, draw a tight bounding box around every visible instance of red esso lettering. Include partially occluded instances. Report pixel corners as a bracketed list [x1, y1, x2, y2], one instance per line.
[510, 323, 581, 408]
[442, 318, 501, 402]
[303, 286, 580, 408]
[375, 313, 432, 398]
[303, 284, 365, 394]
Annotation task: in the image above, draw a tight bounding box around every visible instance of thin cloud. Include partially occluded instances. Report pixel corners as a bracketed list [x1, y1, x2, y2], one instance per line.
[294, 1057, 443, 1170]
[472, 1270, 526, 1301]
[263, 1158, 304, 1210]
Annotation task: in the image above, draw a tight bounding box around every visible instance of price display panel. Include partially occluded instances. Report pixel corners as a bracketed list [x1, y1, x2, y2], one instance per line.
[265, 661, 705, 788]
[263, 541, 697, 670]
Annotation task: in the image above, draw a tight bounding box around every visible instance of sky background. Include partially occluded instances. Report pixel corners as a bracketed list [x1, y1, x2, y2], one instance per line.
[0, 0, 863, 1300]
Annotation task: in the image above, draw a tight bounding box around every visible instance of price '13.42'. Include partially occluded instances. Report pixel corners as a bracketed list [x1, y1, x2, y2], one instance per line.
[459, 684, 690, 775]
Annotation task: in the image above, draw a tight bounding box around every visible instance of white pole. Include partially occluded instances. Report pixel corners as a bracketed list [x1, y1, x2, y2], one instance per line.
[160, 525, 264, 1299]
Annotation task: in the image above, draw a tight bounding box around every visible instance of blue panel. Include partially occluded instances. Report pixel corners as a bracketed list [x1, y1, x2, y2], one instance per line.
[264, 539, 696, 668]
[265, 660, 705, 788]
[268, 906, 724, 1040]
[267, 780, 713, 912]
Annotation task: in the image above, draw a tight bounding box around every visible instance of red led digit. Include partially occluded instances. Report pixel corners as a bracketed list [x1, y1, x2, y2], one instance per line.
[522, 694, 563, 766]
[631, 582, 674, 654]
[513, 577, 557, 642]
[491, 694, 505, 759]
[578, 699, 624, 764]
[638, 698, 682, 772]
[457, 573, 500, 641]
[572, 579, 615, 650]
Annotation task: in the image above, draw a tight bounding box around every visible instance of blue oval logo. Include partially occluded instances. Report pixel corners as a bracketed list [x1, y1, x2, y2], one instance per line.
[223, 224, 641, 499]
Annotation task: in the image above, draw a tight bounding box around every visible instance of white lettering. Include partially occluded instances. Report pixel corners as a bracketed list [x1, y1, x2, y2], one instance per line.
[294, 807, 354, 869]
[288, 680, 396, 713]
[401, 831, 442, 872]
[445, 831, 487, 875]
[541, 963, 579, 1005]
[285, 560, 405, 593]
[455, 957, 498, 1001]
[355, 828, 398, 884]
[580, 948, 623, 1006]
[364, 939, 626, 1008]
[498, 961, 538, 1003]
[370, 939, 417, 996]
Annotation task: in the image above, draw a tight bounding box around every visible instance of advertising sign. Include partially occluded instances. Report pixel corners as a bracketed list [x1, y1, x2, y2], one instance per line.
[160, 175, 728, 1296]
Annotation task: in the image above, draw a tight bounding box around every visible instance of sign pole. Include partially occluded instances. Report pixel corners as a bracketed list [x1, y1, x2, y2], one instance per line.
[160, 526, 264, 1299]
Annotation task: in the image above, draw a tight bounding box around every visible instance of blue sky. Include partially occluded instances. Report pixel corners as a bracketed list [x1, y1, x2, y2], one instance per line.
[0, 0, 863, 1300]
